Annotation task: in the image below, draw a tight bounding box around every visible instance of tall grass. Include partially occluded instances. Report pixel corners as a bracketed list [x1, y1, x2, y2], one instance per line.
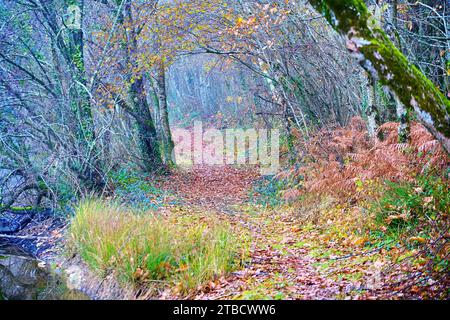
[68, 200, 245, 293]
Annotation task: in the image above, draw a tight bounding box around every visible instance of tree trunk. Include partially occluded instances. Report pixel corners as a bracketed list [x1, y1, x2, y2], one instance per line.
[396, 96, 411, 143]
[307, 0, 450, 153]
[157, 62, 174, 166]
[65, 0, 105, 191]
[129, 77, 162, 172]
[390, 0, 410, 143]
[123, 1, 163, 171]
[366, 77, 379, 138]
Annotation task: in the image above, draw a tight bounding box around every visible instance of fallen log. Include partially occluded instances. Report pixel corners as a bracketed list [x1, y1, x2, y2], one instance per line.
[0, 234, 51, 240]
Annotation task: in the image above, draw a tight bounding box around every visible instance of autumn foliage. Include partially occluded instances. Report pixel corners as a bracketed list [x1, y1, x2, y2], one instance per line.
[280, 117, 449, 200]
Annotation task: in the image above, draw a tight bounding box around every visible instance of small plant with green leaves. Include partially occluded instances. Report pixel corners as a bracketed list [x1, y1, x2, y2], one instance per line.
[248, 176, 287, 208]
[371, 175, 449, 241]
[367, 175, 449, 280]
[110, 167, 177, 211]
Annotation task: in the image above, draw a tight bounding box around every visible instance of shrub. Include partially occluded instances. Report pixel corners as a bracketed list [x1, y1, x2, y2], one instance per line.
[110, 168, 177, 211]
[68, 200, 246, 294]
[371, 175, 449, 244]
[368, 175, 449, 281]
[249, 176, 288, 207]
[280, 117, 449, 200]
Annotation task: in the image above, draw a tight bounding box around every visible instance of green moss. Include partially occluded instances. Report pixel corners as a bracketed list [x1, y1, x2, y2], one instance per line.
[307, 0, 450, 138]
[0, 205, 34, 212]
[309, 0, 369, 32]
[72, 46, 85, 74]
[362, 33, 450, 135]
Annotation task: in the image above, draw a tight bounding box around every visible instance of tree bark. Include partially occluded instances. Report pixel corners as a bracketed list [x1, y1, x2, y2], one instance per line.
[123, 1, 163, 171]
[307, 0, 450, 153]
[129, 78, 162, 171]
[390, 0, 410, 143]
[157, 62, 174, 166]
[366, 77, 379, 138]
[65, 0, 105, 190]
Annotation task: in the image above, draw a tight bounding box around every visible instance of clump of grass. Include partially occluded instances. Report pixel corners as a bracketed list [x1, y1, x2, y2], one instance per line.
[68, 200, 246, 294]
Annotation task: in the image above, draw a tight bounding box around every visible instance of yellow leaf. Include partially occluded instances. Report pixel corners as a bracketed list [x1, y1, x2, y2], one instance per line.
[354, 237, 367, 246]
[408, 237, 427, 244]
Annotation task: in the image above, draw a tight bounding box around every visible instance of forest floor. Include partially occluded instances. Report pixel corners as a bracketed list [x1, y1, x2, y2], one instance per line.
[3, 163, 440, 300]
[153, 165, 411, 300]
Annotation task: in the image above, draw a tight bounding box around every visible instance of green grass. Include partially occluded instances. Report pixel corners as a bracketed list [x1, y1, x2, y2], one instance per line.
[68, 200, 246, 294]
[369, 175, 449, 245]
[366, 175, 449, 276]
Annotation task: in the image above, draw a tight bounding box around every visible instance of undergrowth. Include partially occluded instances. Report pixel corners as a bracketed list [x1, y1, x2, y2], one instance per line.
[368, 176, 449, 278]
[248, 176, 287, 207]
[265, 118, 450, 298]
[278, 117, 448, 199]
[110, 168, 178, 211]
[68, 200, 248, 295]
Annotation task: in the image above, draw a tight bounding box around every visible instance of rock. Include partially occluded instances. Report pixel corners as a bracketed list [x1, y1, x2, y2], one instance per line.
[0, 246, 90, 300]
[0, 211, 35, 234]
[65, 265, 84, 291]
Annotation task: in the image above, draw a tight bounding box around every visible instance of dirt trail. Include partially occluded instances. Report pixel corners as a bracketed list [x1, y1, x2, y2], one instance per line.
[159, 165, 352, 300]
[159, 165, 259, 211]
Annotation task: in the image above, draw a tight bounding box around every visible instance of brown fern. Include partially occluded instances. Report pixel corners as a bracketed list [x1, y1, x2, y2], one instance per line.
[285, 118, 449, 200]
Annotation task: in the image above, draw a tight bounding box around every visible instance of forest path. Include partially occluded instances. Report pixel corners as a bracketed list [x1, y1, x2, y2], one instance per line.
[157, 165, 352, 300]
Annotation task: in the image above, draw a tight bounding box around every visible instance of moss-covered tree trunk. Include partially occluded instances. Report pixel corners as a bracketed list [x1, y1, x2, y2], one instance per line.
[307, 0, 450, 153]
[129, 78, 162, 171]
[123, 1, 162, 172]
[65, 0, 105, 191]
